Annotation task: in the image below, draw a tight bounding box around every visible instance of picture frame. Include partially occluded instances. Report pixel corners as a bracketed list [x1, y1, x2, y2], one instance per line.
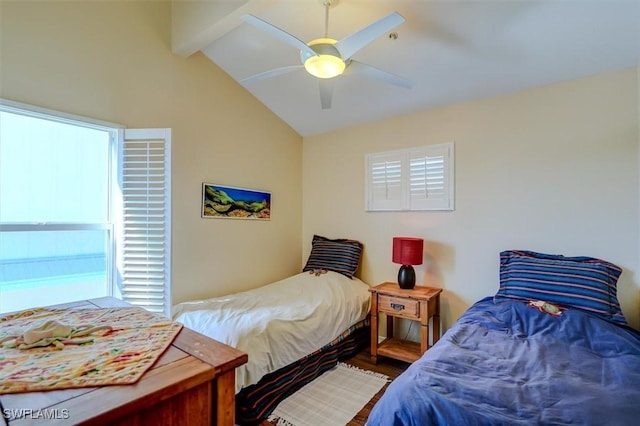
[201, 183, 271, 220]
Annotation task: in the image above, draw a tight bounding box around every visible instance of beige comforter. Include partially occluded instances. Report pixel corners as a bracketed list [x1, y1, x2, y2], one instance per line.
[172, 271, 371, 393]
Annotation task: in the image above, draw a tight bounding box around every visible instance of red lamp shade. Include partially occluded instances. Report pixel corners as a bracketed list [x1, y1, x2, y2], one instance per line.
[392, 237, 424, 266]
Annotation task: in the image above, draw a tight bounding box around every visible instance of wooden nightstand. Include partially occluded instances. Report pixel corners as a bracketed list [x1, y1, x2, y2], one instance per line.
[369, 282, 442, 364]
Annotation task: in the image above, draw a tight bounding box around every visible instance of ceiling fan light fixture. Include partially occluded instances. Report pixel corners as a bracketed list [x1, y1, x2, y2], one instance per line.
[301, 38, 345, 79]
[304, 54, 345, 79]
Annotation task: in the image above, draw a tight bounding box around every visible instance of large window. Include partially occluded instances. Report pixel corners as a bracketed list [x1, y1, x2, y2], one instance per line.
[0, 100, 171, 316]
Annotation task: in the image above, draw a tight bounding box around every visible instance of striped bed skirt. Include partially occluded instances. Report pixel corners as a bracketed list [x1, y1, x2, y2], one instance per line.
[235, 317, 371, 424]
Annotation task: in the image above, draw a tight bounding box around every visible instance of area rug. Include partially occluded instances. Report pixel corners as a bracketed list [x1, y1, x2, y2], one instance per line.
[268, 362, 389, 426]
[0, 306, 182, 394]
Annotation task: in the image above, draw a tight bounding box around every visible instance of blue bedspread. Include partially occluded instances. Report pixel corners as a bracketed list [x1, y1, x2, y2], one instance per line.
[367, 297, 640, 426]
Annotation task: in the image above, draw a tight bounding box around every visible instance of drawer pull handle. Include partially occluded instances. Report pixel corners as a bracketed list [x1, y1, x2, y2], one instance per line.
[391, 303, 405, 311]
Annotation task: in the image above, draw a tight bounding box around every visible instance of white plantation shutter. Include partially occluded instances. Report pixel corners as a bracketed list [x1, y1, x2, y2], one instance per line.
[116, 129, 171, 317]
[408, 144, 453, 210]
[367, 151, 404, 210]
[366, 142, 454, 211]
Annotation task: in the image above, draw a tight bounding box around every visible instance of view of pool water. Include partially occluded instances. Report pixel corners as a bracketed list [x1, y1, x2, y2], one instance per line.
[0, 273, 107, 314]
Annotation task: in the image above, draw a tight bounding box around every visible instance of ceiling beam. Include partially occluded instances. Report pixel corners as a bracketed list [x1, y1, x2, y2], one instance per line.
[172, 0, 277, 58]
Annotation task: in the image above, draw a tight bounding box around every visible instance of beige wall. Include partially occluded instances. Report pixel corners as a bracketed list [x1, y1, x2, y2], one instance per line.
[303, 68, 640, 334]
[0, 1, 303, 305]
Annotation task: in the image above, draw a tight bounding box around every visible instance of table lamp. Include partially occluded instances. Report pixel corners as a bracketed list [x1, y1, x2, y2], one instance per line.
[392, 237, 424, 289]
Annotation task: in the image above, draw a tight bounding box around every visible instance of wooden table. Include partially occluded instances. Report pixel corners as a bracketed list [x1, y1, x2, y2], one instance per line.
[369, 283, 442, 364]
[0, 297, 248, 426]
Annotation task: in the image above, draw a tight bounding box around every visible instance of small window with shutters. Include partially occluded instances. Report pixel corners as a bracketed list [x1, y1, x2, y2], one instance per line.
[365, 142, 454, 211]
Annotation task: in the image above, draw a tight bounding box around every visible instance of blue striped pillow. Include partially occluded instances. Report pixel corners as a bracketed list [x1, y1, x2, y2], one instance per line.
[495, 250, 626, 325]
[302, 235, 363, 279]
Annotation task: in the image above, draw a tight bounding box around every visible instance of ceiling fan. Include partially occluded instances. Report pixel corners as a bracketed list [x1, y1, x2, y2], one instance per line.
[240, 0, 411, 109]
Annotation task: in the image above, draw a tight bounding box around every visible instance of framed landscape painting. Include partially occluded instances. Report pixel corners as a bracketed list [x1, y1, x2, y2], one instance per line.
[201, 183, 271, 220]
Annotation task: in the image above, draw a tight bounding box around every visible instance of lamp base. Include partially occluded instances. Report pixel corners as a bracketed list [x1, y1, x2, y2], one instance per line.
[397, 265, 416, 289]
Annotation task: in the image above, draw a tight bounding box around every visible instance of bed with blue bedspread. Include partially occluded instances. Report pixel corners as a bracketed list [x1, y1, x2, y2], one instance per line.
[367, 250, 640, 426]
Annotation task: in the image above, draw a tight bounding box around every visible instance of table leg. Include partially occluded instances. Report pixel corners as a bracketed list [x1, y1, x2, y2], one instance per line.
[420, 300, 429, 354]
[216, 370, 236, 426]
[370, 294, 378, 364]
[433, 294, 441, 344]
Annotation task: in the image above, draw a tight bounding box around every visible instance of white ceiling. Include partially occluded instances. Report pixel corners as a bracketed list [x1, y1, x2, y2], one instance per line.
[198, 0, 640, 137]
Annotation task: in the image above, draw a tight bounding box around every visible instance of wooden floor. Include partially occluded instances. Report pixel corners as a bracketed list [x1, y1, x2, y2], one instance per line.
[260, 348, 409, 426]
[342, 350, 410, 426]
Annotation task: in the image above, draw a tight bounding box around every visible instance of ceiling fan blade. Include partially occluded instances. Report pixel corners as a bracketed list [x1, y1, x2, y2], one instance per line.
[335, 12, 405, 60]
[346, 60, 412, 89]
[240, 65, 303, 85]
[319, 79, 334, 110]
[241, 14, 317, 58]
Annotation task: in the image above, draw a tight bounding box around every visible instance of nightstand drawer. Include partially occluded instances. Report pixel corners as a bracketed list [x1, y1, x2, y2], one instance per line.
[378, 295, 420, 319]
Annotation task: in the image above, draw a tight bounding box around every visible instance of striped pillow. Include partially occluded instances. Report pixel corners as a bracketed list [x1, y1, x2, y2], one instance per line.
[495, 250, 626, 325]
[302, 235, 363, 279]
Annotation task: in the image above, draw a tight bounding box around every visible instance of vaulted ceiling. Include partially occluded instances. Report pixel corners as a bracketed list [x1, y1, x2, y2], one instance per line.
[173, 0, 640, 136]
